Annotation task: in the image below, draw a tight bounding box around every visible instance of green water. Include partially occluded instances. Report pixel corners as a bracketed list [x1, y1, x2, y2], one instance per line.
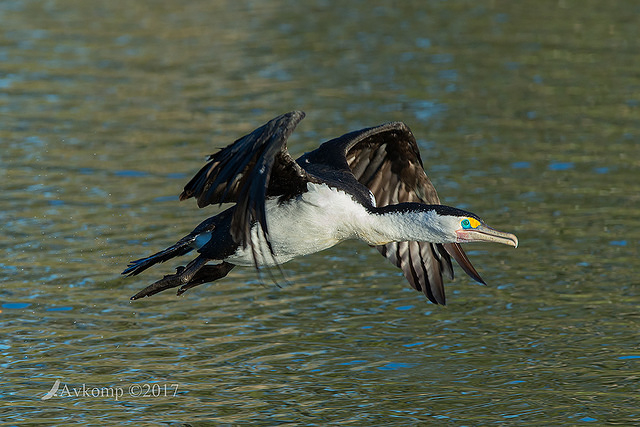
[2, 0, 639, 424]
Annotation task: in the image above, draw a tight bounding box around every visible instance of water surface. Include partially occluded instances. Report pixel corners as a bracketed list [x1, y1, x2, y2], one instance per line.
[2, 0, 639, 424]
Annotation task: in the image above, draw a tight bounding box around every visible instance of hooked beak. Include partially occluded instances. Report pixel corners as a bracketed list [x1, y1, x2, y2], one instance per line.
[456, 224, 519, 248]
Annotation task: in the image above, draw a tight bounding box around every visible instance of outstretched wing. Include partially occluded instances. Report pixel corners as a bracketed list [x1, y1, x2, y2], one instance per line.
[179, 111, 313, 262]
[319, 121, 485, 305]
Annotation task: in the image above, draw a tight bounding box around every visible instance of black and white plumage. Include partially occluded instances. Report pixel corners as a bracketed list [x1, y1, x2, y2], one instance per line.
[123, 111, 518, 305]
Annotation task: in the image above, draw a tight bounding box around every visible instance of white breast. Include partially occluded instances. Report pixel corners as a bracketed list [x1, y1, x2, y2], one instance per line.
[225, 183, 371, 267]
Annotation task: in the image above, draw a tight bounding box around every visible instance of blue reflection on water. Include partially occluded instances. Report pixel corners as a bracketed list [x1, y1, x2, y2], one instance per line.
[511, 161, 531, 169]
[403, 342, 424, 348]
[115, 170, 149, 177]
[45, 306, 73, 312]
[0, 264, 19, 272]
[412, 100, 446, 122]
[415, 37, 431, 48]
[337, 360, 367, 366]
[154, 196, 178, 203]
[0, 77, 14, 88]
[2, 302, 31, 309]
[548, 162, 574, 171]
[377, 362, 415, 371]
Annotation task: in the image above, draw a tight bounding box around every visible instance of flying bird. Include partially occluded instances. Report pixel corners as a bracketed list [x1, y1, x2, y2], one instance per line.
[123, 111, 518, 305]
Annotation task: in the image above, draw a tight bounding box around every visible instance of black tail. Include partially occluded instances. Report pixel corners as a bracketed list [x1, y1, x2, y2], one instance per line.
[122, 241, 194, 277]
[123, 205, 232, 278]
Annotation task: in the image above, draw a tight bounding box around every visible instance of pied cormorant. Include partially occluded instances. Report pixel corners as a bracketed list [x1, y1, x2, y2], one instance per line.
[123, 111, 518, 305]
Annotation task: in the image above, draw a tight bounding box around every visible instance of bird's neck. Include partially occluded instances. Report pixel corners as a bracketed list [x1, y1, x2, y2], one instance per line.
[360, 203, 455, 245]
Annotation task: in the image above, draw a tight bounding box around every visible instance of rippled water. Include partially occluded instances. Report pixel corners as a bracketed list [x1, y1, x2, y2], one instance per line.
[2, 0, 639, 424]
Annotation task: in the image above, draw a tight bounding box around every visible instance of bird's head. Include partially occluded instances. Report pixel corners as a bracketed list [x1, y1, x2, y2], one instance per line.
[435, 207, 518, 247]
[369, 203, 518, 247]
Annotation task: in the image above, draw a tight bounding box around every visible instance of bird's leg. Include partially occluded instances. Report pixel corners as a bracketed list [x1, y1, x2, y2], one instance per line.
[176, 261, 235, 296]
[130, 256, 208, 300]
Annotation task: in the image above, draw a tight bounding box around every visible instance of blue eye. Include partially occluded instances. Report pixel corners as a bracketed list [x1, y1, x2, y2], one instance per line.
[461, 219, 471, 229]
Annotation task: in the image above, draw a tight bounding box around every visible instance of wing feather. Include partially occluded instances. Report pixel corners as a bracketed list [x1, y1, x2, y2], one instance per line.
[322, 121, 484, 305]
[179, 111, 311, 263]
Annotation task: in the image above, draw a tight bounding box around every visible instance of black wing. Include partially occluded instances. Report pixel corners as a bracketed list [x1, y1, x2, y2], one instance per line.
[179, 111, 313, 263]
[316, 121, 485, 305]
